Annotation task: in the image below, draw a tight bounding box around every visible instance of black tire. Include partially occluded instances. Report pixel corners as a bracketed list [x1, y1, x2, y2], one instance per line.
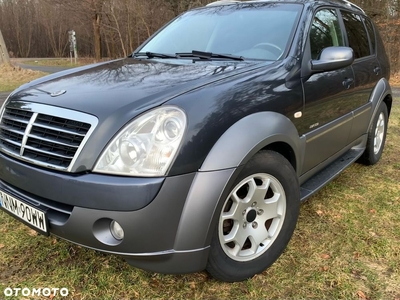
[359, 102, 388, 165]
[206, 150, 300, 282]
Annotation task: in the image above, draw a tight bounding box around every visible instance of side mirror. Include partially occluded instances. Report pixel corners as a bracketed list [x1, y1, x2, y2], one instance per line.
[311, 46, 354, 73]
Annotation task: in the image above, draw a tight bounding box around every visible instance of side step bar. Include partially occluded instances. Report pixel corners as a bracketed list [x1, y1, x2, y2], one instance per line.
[300, 148, 364, 202]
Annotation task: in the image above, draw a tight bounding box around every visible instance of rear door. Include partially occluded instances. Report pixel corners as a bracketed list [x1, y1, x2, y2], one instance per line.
[340, 11, 379, 141]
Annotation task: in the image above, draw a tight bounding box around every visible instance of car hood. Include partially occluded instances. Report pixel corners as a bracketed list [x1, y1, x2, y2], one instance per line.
[9, 57, 262, 120]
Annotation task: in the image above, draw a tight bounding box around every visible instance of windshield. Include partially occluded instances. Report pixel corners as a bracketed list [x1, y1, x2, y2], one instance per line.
[138, 3, 302, 61]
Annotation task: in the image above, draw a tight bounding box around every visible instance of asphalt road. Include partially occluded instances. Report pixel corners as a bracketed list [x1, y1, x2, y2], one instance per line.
[13, 58, 70, 74]
[17, 63, 69, 74]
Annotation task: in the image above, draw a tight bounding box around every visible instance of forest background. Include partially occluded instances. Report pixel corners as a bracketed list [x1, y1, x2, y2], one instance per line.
[0, 0, 399, 73]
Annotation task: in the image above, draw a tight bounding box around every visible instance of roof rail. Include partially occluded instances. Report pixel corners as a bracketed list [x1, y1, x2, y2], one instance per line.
[206, 0, 241, 6]
[342, 0, 365, 13]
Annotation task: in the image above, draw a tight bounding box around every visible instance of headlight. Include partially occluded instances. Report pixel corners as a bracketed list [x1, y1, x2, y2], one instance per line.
[94, 106, 186, 177]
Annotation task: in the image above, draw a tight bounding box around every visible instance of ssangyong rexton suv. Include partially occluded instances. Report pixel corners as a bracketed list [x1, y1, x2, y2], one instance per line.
[0, 0, 392, 282]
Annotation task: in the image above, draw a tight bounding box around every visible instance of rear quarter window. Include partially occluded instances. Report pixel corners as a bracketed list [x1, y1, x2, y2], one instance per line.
[341, 11, 370, 59]
[363, 17, 376, 55]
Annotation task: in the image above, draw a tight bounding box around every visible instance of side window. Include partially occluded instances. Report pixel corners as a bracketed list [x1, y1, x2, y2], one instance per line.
[310, 9, 344, 60]
[364, 17, 376, 55]
[341, 11, 370, 58]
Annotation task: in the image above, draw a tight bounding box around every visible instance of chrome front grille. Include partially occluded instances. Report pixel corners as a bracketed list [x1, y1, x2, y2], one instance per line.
[0, 102, 98, 171]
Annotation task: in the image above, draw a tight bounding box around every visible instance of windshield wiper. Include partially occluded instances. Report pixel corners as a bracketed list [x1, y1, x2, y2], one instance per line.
[133, 52, 177, 59]
[177, 50, 244, 61]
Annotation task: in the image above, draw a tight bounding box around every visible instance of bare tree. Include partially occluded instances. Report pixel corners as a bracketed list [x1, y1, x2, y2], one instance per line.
[0, 0, 399, 73]
[0, 29, 10, 65]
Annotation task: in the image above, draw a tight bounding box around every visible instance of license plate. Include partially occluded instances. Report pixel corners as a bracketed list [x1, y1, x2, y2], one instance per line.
[0, 190, 48, 235]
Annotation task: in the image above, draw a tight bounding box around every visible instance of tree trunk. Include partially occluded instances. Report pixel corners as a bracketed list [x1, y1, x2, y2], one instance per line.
[0, 29, 11, 65]
[93, 13, 102, 60]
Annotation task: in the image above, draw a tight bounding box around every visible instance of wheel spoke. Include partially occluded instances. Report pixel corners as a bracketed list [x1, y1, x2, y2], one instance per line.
[225, 227, 249, 257]
[250, 226, 270, 247]
[261, 192, 281, 221]
[249, 178, 270, 202]
[222, 193, 252, 221]
[223, 222, 240, 243]
[234, 229, 249, 254]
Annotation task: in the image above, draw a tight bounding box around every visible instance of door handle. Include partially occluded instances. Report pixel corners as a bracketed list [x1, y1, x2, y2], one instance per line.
[342, 78, 354, 89]
[374, 66, 381, 75]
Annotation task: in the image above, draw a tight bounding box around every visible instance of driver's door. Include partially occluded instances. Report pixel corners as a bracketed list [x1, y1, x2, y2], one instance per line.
[301, 8, 355, 173]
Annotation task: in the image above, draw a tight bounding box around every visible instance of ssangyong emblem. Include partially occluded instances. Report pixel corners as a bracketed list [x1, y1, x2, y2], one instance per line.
[50, 90, 67, 97]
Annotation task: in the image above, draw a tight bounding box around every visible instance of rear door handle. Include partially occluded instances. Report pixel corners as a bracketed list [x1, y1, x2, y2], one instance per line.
[342, 78, 354, 89]
[374, 66, 381, 75]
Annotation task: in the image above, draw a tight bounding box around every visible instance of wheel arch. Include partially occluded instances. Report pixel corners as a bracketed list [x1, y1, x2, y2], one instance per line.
[200, 111, 304, 174]
[368, 78, 392, 129]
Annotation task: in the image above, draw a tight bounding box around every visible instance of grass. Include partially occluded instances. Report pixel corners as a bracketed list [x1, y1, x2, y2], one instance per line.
[0, 64, 47, 92]
[0, 69, 399, 299]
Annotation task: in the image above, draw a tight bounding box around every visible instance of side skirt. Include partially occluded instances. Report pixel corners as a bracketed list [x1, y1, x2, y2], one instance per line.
[300, 148, 365, 202]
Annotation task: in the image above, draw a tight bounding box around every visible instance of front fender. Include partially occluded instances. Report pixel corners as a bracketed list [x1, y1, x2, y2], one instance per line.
[173, 112, 303, 252]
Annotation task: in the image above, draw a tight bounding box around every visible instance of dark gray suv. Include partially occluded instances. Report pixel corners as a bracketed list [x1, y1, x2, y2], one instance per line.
[0, 0, 392, 282]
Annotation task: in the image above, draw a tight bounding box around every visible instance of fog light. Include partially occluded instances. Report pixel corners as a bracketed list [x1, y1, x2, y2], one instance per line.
[110, 220, 124, 240]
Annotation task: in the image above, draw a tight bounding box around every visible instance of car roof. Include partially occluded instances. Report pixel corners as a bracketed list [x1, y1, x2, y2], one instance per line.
[205, 0, 366, 15]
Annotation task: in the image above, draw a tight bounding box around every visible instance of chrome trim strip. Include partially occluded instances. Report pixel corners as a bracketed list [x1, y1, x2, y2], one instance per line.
[20, 113, 38, 156]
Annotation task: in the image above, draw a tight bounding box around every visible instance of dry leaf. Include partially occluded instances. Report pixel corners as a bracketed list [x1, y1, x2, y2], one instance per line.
[190, 282, 196, 289]
[320, 266, 329, 271]
[28, 229, 38, 236]
[0, 244, 5, 249]
[357, 290, 367, 299]
[49, 293, 55, 300]
[316, 210, 324, 216]
[320, 253, 330, 259]
[369, 209, 376, 214]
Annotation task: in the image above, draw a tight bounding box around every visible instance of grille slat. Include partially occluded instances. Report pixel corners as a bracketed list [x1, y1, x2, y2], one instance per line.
[28, 134, 80, 149]
[0, 136, 22, 148]
[24, 145, 74, 159]
[0, 103, 97, 171]
[0, 125, 25, 137]
[33, 122, 87, 137]
[2, 116, 30, 124]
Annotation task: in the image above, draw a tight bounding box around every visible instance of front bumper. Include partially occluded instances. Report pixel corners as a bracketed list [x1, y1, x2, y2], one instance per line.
[0, 152, 236, 273]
